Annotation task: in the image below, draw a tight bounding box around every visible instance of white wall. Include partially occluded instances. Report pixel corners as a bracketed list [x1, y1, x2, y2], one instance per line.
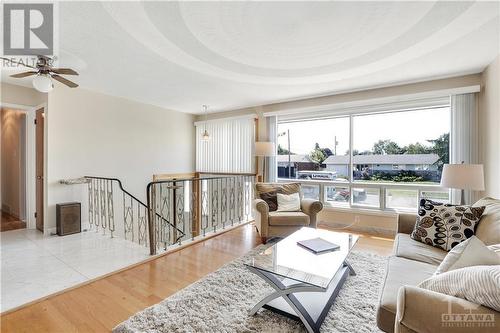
[46, 87, 195, 232]
[479, 55, 500, 199]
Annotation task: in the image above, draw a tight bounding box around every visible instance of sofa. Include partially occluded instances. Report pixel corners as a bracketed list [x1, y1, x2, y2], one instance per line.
[252, 182, 323, 243]
[377, 197, 500, 333]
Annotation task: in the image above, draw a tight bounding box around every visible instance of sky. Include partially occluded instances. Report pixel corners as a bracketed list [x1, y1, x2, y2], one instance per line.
[277, 107, 450, 155]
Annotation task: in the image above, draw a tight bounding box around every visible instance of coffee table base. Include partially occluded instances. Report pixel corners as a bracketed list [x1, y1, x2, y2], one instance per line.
[248, 261, 355, 333]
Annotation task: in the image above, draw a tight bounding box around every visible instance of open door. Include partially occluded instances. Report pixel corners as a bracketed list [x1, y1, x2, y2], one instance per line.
[35, 108, 44, 231]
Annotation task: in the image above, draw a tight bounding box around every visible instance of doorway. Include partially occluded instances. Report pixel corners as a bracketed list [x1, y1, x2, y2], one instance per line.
[0, 104, 45, 232]
[1, 108, 27, 231]
[35, 108, 44, 231]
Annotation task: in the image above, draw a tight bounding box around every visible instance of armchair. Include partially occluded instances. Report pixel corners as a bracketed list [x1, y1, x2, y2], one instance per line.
[253, 182, 323, 243]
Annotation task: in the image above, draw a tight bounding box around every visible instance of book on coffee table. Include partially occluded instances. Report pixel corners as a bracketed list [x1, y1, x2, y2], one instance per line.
[297, 237, 340, 254]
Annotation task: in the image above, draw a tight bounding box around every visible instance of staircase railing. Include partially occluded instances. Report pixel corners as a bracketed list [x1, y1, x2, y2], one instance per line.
[147, 174, 255, 255]
[85, 176, 185, 253]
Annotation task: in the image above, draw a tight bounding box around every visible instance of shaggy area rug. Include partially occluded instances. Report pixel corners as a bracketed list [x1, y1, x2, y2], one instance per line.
[114, 245, 387, 333]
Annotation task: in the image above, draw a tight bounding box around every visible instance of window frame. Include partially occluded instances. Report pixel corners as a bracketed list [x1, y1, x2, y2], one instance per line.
[276, 105, 451, 212]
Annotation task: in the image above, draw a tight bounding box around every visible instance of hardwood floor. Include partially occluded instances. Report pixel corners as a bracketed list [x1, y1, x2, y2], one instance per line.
[0, 223, 393, 333]
[0, 211, 26, 232]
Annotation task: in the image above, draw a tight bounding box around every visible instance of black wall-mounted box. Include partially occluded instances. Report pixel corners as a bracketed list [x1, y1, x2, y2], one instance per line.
[56, 202, 81, 236]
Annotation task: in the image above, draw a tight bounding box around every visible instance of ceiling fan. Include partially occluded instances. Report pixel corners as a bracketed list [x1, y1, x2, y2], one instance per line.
[1, 55, 79, 93]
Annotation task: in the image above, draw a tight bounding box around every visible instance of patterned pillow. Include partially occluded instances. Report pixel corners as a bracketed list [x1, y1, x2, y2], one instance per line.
[259, 191, 278, 212]
[410, 199, 485, 251]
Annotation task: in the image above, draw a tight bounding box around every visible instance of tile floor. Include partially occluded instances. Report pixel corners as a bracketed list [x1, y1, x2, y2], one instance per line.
[0, 229, 150, 312]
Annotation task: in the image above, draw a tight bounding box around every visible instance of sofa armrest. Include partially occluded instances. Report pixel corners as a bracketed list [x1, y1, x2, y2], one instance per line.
[301, 199, 323, 228]
[396, 285, 500, 333]
[301, 199, 323, 215]
[397, 213, 417, 234]
[253, 199, 269, 237]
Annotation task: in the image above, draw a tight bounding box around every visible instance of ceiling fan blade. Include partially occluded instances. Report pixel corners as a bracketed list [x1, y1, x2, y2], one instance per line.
[51, 68, 78, 75]
[10, 71, 38, 78]
[51, 74, 78, 88]
[0, 57, 37, 69]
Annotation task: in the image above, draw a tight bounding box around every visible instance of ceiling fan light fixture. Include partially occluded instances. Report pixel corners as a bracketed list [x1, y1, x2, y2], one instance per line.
[201, 104, 210, 141]
[32, 73, 53, 93]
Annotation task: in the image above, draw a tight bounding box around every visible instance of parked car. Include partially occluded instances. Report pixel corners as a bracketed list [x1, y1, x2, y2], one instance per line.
[331, 188, 367, 202]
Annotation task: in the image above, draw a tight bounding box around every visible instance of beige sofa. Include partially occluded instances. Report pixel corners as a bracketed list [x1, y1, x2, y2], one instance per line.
[253, 182, 323, 243]
[377, 197, 500, 333]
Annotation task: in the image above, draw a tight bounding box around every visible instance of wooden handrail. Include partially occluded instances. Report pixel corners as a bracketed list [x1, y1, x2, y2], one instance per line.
[197, 171, 257, 176]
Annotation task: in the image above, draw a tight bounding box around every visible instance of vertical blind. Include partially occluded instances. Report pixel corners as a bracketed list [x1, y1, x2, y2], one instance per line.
[195, 117, 255, 173]
[450, 93, 478, 204]
[266, 116, 278, 182]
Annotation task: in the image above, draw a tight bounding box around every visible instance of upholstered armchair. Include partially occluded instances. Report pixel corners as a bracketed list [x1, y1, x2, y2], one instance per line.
[253, 182, 323, 243]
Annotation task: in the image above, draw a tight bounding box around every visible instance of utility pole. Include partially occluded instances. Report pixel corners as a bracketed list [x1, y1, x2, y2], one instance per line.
[334, 135, 338, 156]
[287, 129, 291, 179]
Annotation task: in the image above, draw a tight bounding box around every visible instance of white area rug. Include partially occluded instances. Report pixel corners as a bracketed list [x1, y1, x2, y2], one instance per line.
[114, 245, 387, 333]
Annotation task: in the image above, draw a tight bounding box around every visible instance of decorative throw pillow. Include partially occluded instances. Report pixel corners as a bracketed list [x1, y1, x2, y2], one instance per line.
[435, 236, 500, 274]
[487, 244, 500, 259]
[277, 192, 301, 212]
[410, 199, 485, 251]
[259, 191, 278, 212]
[419, 265, 500, 312]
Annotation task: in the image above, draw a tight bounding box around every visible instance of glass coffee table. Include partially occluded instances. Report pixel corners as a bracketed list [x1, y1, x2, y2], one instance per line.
[245, 227, 359, 333]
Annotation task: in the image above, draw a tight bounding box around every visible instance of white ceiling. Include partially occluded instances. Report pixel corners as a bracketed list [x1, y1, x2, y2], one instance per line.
[2, 1, 499, 114]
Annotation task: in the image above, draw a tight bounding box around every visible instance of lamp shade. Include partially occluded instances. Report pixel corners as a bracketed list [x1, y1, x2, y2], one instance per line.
[255, 141, 275, 156]
[440, 164, 484, 191]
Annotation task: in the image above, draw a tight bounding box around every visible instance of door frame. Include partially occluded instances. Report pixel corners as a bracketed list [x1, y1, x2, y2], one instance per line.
[1, 102, 47, 231]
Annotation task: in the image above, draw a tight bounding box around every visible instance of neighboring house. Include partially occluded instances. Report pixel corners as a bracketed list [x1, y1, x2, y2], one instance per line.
[324, 154, 440, 180]
[277, 154, 316, 178]
[323, 155, 350, 178]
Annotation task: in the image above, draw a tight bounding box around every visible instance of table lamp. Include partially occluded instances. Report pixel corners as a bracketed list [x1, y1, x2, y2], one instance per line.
[255, 142, 275, 182]
[440, 164, 484, 205]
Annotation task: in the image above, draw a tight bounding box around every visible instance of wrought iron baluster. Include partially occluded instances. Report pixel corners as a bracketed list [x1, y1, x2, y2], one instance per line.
[94, 179, 100, 231]
[100, 179, 107, 233]
[88, 179, 94, 230]
[107, 180, 115, 237]
[175, 182, 185, 245]
[237, 177, 243, 223]
[244, 176, 251, 221]
[211, 179, 218, 233]
[221, 178, 227, 229]
[190, 180, 196, 241]
[201, 180, 208, 237]
[138, 201, 147, 245]
[123, 194, 134, 241]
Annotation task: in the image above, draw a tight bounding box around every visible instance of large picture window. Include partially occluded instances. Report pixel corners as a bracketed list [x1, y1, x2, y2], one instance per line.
[276, 105, 451, 211]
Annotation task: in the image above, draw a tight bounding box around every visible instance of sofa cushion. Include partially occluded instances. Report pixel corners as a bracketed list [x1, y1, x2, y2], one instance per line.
[435, 236, 500, 274]
[255, 182, 301, 196]
[377, 256, 437, 333]
[393, 234, 447, 266]
[410, 199, 485, 251]
[268, 211, 309, 226]
[419, 265, 500, 312]
[473, 197, 500, 245]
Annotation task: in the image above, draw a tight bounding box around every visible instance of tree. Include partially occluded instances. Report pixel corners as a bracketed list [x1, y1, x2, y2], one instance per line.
[404, 142, 430, 154]
[277, 144, 293, 155]
[428, 133, 449, 170]
[372, 139, 402, 155]
[309, 143, 327, 165]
